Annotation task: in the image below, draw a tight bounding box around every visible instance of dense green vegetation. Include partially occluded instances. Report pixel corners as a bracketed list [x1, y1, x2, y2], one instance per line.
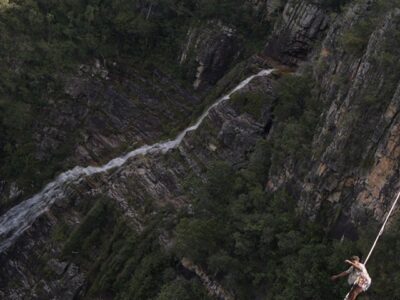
[57, 163, 400, 299]
[170, 72, 400, 299]
[169, 72, 341, 298]
[319, 0, 351, 11]
[342, 0, 400, 55]
[53, 71, 400, 300]
[176, 161, 353, 299]
[174, 157, 400, 299]
[4, 0, 400, 299]
[25, 47, 398, 300]
[231, 91, 273, 119]
[57, 197, 211, 300]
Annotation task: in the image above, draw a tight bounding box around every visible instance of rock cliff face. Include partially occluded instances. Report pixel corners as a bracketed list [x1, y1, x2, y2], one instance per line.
[2, 0, 400, 299]
[0, 70, 275, 299]
[180, 21, 241, 91]
[265, 1, 400, 239]
[248, 0, 285, 20]
[301, 5, 400, 236]
[0, 63, 199, 213]
[264, 0, 329, 65]
[61, 64, 200, 164]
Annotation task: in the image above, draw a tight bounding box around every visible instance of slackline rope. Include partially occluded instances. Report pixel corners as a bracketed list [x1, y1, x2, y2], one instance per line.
[364, 189, 400, 265]
[343, 188, 400, 300]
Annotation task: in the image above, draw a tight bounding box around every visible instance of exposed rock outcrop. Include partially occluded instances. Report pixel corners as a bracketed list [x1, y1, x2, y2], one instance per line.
[0, 70, 275, 299]
[47, 64, 200, 165]
[264, 0, 329, 65]
[266, 2, 400, 240]
[180, 21, 242, 91]
[249, 0, 285, 20]
[181, 258, 234, 300]
[0, 63, 200, 213]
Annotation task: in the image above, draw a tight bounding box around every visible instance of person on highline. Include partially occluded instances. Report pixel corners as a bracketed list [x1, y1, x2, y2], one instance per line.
[331, 255, 371, 300]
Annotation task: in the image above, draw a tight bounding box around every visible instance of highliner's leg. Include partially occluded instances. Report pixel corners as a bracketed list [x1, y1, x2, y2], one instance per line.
[344, 285, 355, 300]
[348, 285, 363, 300]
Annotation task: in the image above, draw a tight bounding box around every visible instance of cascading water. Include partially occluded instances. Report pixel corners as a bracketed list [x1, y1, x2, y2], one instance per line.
[0, 69, 273, 253]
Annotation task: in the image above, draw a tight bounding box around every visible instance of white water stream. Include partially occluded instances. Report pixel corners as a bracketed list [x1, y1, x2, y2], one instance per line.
[0, 69, 273, 253]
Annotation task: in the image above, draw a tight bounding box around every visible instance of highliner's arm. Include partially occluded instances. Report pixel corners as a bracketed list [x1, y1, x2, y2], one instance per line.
[345, 260, 362, 271]
[331, 269, 350, 281]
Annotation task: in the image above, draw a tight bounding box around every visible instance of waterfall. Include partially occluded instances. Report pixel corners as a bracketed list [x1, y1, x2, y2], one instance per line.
[0, 69, 273, 253]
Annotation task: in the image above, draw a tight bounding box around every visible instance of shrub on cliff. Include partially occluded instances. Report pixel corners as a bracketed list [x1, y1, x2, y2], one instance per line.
[320, 0, 351, 11]
[174, 158, 359, 299]
[341, 19, 374, 55]
[270, 72, 321, 174]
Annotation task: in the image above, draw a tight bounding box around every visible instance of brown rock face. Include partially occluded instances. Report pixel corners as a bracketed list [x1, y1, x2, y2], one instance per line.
[287, 5, 400, 238]
[180, 21, 242, 91]
[264, 0, 329, 65]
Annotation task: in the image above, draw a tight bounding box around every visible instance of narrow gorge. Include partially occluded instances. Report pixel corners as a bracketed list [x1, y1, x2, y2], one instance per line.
[1, 0, 400, 299]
